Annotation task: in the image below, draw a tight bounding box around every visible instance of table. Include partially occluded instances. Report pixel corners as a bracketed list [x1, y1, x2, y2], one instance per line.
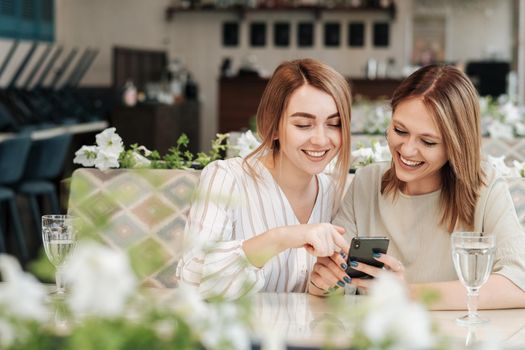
[250, 293, 525, 349]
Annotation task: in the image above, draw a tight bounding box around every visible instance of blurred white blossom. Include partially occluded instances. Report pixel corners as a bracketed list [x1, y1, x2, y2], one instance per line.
[487, 155, 514, 177]
[363, 104, 390, 135]
[130, 149, 152, 168]
[512, 160, 525, 177]
[63, 241, 136, 318]
[487, 120, 514, 140]
[0, 255, 48, 322]
[480, 96, 525, 139]
[94, 148, 120, 171]
[487, 155, 525, 178]
[165, 283, 250, 350]
[73, 145, 98, 167]
[95, 127, 124, 156]
[351, 141, 391, 168]
[0, 319, 16, 348]
[363, 272, 434, 349]
[234, 130, 261, 158]
[515, 122, 525, 137]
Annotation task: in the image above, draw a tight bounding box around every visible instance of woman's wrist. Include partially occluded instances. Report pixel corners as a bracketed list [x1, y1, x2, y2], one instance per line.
[242, 227, 288, 268]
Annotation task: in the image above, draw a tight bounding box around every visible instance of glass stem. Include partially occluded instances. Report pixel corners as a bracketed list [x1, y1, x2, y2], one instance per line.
[467, 288, 479, 318]
[55, 266, 65, 294]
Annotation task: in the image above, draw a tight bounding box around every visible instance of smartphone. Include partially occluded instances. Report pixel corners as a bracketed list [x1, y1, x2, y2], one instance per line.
[346, 237, 390, 279]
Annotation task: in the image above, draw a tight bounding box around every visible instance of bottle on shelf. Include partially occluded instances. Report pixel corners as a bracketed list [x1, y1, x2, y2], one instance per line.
[123, 80, 138, 106]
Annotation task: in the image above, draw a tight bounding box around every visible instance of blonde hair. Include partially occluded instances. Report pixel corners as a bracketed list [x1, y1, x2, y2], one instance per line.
[245, 58, 352, 200]
[381, 64, 484, 232]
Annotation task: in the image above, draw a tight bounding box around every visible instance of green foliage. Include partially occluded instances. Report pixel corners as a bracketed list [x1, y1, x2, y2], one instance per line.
[27, 249, 55, 281]
[118, 133, 229, 170]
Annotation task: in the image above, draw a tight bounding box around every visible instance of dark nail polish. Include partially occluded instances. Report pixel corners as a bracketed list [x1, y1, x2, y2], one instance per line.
[337, 280, 345, 288]
[340, 251, 347, 258]
[343, 276, 352, 283]
[340, 263, 348, 270]
[350, 260, 358, 267]
[373, 252, 382, 258]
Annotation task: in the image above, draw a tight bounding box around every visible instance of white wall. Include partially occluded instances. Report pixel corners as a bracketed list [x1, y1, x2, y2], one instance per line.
[55, 0, 172, 85]
[413, 0, 513, 62]
[168, 2, 412, 150]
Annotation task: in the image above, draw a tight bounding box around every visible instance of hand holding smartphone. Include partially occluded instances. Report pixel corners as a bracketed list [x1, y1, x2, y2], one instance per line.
[345, 237, 389, 279]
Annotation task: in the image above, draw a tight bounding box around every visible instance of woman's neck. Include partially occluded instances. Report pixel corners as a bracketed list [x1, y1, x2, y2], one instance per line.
[260, 154, 315, 194]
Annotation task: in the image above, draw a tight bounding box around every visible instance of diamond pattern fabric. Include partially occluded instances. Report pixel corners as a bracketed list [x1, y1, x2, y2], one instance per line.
[69, 168, 200, 288]
[68, 167, 525, 288]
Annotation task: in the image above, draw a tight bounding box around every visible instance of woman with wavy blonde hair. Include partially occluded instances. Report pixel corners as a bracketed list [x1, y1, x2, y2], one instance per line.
[177, 58, 353, 300]
[310, 65, 525, 309]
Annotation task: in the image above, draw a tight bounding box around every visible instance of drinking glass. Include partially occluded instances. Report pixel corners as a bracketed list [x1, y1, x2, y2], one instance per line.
[451, 231, 496, 325]
[42, 215, 77, 295]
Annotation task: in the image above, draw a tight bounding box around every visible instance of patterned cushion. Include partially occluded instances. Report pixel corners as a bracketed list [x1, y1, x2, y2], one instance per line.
[68, 168, 200, 288]
[69, 169, 524, 288]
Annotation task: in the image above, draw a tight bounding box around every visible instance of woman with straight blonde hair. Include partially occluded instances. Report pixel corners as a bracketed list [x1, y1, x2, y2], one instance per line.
[177, 58, 352, 300]
[309, 64, 525, 309]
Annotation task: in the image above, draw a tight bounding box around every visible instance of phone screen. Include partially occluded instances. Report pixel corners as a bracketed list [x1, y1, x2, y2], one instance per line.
[345, 237, 389, 279]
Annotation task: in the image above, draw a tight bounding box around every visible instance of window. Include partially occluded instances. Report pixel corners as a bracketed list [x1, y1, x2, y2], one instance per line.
[297, 22, 314, 48]
[348, 22, 365, 47]
[373, 22, 389, 47]
[324, 22, 340, 47]
[222, 22, 239, 47]
[0, 0, 55, 41]
[250, 22, 266, 47]
[274, 22, 290, 47]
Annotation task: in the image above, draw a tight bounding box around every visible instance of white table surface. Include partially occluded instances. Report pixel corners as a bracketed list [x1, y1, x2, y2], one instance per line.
[250, 293, 525, 349]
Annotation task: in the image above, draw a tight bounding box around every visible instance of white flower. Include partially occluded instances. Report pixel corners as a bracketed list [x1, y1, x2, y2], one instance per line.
[363, 272, 434, 349]
[515, 121, 525, 137]
[512, 160, 525, 178]
[166, 283, 249, 350]
[371, 141, 391, 162]
[94, 148, 120, 171]
[352, 146, 374, 160]
[0, 255, 48, 322]
[73, 145, 98, 167]
[96, 127, 124, 156]
[136, 145, 152, 156]
[0, 319, 16, 348]
[131, 151, 151, 168]
[500, 101, 521, 124]
[487, 120, 514, 140]
[234, 130, 261, 158]
[63, 241, 137, 318]
[487, 155, 514, 177]
[351, 141, 391, 168]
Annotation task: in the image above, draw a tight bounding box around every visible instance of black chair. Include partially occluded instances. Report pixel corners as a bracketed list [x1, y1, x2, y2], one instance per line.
[17, 132, 72, 239]
[0, 134, 32, 260]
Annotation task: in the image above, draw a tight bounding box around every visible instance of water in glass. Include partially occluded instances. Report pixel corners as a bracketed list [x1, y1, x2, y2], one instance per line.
[451, 232, 495, 325]
[42, 215, 77, 295]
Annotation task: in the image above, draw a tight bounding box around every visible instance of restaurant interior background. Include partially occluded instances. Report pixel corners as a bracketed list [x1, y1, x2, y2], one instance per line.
[0, 0, 524, 260]
[58, 0, 520, 151]
[0, 0, 522, 148]
[1, 1, 525, 349]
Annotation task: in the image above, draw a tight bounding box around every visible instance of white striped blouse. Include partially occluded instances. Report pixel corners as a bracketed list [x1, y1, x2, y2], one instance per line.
[175, 157, 337, 300]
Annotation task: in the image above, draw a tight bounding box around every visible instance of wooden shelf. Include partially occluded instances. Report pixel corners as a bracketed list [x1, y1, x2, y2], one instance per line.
[165, 3, 396, 21]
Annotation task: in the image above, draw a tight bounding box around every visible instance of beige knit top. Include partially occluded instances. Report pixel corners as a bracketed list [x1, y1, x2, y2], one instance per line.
[333, 162, 525, 291]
